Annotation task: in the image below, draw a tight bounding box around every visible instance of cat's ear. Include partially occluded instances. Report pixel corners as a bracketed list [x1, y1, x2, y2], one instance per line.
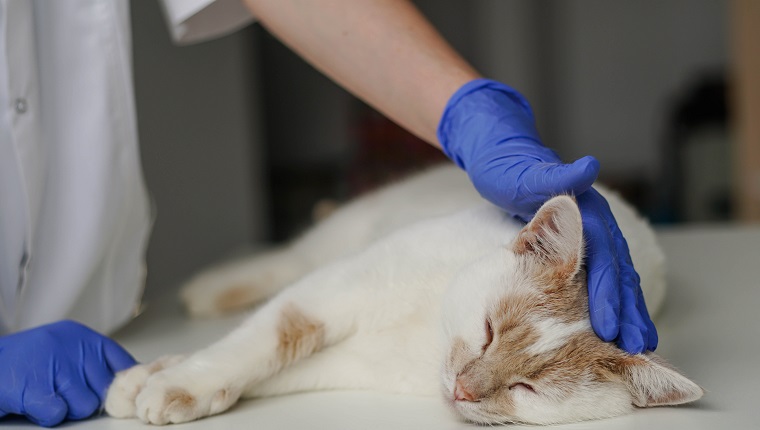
[512, 195, 583, 278]
[614, 353, 704, 407]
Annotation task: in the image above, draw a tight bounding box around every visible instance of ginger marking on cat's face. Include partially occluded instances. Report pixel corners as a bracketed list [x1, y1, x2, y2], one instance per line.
[444, 196, 703, 424]
[525, 317, 591, 355]
[277, 303, 326, 366]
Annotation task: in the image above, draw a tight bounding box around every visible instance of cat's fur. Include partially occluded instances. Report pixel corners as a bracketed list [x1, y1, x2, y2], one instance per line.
[106, 165, 702, 425]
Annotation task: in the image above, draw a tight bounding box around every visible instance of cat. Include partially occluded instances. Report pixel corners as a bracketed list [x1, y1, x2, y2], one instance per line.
[105, 164, 702, 425]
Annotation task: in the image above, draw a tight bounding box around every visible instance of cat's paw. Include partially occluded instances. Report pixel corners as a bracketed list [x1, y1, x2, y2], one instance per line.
[106, 355, 186, 419]
[134, 365, 240, 425]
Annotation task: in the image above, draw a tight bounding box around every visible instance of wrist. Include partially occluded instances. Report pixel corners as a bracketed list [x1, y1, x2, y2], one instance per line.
[437, 78, 548, 169]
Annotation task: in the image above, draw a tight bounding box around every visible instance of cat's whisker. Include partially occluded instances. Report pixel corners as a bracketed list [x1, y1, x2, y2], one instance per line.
[466, 406, 503, 426]
[478, 408, 514, 426]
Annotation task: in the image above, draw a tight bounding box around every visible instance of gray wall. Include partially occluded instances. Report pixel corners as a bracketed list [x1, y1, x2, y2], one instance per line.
[430, 0, 728, 182]
[129, 0, 728, 298]
[541, 0, 727, 181]
[263, 0, 728, 182]
[130, 0, 267, 300]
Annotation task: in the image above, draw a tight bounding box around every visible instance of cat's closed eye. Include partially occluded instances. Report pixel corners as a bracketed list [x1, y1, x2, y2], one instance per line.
[508, 382, 535, 393]
[482, 319, 494, 352]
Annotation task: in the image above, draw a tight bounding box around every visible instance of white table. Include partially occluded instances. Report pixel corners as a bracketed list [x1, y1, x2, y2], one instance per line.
[4, 225, 759, 429]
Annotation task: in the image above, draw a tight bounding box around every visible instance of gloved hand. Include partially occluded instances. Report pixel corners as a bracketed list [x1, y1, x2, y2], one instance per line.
[0, 320, 137, 427]
[437, 78, 658, 353]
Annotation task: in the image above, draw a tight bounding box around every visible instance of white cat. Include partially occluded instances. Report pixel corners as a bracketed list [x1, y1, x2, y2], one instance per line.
[106, 165, 702, 425]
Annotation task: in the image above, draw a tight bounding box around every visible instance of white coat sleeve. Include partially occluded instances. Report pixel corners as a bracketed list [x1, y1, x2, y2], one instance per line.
[159, 0, 255, 45]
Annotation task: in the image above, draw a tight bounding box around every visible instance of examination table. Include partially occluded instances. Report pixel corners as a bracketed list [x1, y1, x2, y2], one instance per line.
[3, 225, 758, 429]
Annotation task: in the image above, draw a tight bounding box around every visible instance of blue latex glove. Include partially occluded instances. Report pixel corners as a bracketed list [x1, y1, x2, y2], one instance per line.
[437, 78, 658, 353]
[0, 320, 137, 427]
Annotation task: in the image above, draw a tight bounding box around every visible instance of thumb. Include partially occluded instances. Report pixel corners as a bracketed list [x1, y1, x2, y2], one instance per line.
[102, 338, 138, 373]
[540, 156, 600, 196]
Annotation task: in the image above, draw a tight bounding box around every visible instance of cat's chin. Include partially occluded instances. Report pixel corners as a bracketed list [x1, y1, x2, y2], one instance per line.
[450, 401, 520, 426]
[441, 387, 518, 426]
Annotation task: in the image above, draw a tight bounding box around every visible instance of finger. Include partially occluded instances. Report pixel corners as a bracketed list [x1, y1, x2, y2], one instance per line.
[479, 156, 601, 220]
[616, 284, 647, 354]
[83, 339, 133, 403]
[529, 156, 600, 198]
[0, 385, 24, 416]
[22, 383, 68, 427]
[636, 284, 659, 351]
[61, 391, 99, 421]
[55, 372, 100, 420]
[617, 323, 645, 355]
[609, 220, 655, 353]
[102, 337, 138, 373]
[617, 246, 659, 353]
[579, 196, 621, 342]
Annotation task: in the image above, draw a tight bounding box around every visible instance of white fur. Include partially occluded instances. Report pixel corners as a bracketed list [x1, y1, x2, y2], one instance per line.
[525, 318, 592, 355]
[107, 165, 691, 426]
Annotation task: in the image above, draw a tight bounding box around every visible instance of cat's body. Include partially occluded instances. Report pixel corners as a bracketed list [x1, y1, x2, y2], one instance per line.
[106, 165, 701, 425]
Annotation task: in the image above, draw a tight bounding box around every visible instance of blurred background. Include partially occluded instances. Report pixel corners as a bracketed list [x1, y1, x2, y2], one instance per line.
[129, 0, 757, 301]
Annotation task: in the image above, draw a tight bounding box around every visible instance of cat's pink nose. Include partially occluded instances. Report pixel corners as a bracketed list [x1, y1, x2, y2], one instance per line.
[454, 379, 476, 402]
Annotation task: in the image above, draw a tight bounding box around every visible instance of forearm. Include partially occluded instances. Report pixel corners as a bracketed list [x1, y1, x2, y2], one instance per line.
[242, 0, 480, 146]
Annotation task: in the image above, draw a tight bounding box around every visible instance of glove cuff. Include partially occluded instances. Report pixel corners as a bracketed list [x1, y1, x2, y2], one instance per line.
[445, 78, 537, 121]
[437, 79, 553, 169]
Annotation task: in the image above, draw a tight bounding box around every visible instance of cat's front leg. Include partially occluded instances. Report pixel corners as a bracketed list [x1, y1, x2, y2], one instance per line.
[127, 221, 443, 425]
[130, 271, 362, 425]
[128, 330, 276, 424]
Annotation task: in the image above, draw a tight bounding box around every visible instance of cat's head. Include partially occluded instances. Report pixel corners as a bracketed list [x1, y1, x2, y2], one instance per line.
[441, 195, 702, 425]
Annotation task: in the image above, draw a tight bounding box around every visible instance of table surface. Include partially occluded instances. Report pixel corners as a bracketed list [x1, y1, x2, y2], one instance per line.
[4, 224, 759, 429]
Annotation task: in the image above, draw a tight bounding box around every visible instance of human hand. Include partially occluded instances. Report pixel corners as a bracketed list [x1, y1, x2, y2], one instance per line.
[437, 78, 657, 353]
[577, 189, 658, 353]
[0, 320, 137, 427]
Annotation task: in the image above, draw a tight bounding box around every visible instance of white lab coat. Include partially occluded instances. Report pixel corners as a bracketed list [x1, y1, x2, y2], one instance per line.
[0, 0, 254, 335]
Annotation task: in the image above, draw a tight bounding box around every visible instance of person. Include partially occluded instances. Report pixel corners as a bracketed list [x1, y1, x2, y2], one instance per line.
[0, 0, 657, 426]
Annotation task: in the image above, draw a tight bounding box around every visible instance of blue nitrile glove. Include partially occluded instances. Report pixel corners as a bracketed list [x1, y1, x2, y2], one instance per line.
[437, 78, 658, 353]
[0, 320, 137, 427]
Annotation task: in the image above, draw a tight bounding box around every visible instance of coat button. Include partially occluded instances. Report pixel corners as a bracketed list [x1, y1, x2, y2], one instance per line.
[14, 98, 28, 114]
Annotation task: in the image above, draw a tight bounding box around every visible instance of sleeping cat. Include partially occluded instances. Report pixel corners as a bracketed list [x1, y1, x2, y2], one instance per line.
[105, 165, 702, 425]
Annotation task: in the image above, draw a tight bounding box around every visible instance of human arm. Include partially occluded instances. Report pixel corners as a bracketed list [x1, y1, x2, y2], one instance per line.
[436, 79, 658, 352]
[241, 0, 477, 145]
[0, 320, 136, 427]
[240, 0, 657, 352]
